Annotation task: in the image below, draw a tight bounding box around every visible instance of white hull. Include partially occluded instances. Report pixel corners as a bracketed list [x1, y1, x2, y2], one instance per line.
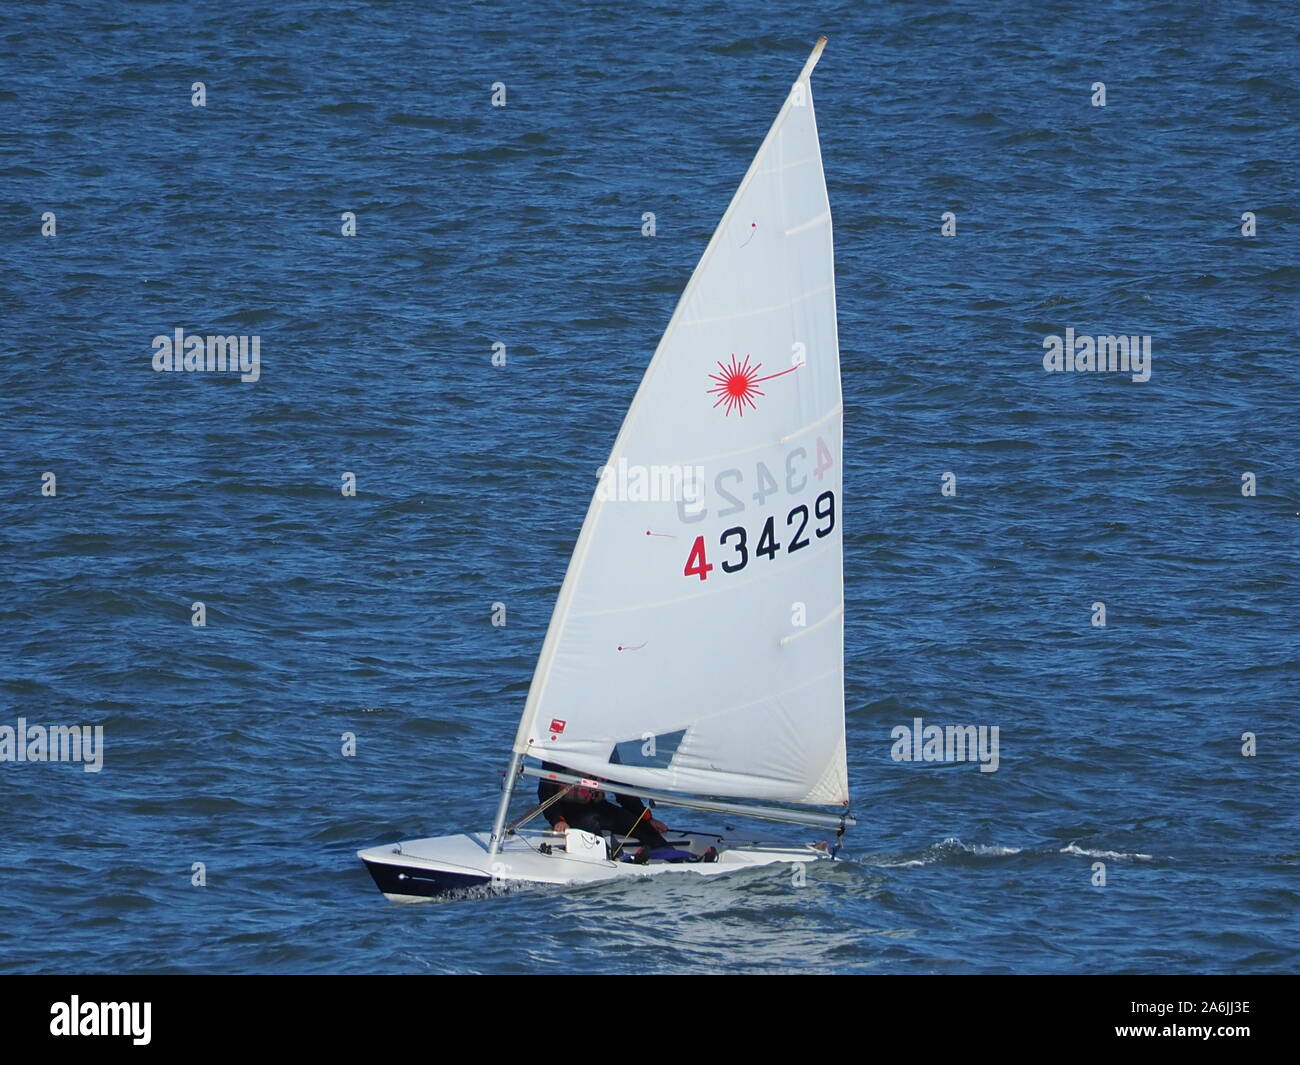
[358, 829, 831, 902]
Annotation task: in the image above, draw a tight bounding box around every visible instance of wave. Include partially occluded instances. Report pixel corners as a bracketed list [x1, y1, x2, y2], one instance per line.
[1060, 843, 1153, 861]
[867, 837, 1159, 868]
[869, 836, 1024, 868]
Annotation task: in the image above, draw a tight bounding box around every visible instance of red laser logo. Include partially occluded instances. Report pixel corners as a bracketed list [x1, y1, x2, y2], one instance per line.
[706, 353, 799, 417]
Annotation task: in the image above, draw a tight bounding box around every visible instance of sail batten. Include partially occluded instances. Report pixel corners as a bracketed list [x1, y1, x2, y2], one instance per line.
[514, 40, 847, 807]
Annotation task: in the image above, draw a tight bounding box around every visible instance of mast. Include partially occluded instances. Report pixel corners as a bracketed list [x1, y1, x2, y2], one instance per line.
[487, 752, 523, 859]
[800, 35, 828, 82]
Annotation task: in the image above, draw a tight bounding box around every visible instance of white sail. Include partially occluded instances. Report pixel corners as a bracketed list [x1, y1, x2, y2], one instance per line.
[514, 39, 847, 807]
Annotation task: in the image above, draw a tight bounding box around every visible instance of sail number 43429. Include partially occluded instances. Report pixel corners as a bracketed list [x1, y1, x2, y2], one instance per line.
[684, 491, 835, 580]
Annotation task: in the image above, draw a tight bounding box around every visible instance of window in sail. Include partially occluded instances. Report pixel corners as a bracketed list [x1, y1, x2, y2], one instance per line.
[609, 729, 687, 769]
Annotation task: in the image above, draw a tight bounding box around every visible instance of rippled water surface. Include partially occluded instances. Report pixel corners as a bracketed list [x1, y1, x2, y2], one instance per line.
[1, 0, 1296, 973]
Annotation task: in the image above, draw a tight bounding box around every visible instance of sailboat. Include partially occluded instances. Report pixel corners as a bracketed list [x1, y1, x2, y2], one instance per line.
[359, 37, 854, 901]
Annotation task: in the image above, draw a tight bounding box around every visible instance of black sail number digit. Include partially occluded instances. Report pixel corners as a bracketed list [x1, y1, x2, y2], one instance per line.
[787, 504, 810, 551]
[814, 490, 835, 538]
[720, 526, 748, 572]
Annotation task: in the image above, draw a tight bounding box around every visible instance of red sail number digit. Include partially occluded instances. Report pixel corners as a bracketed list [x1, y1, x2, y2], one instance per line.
[684, 535, 713, 580]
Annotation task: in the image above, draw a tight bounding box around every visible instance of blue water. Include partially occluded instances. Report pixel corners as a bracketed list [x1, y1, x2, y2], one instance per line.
[1, 0, 1296, 974]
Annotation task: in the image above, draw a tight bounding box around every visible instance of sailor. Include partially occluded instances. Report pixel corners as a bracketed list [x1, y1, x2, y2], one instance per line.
[537, 762, 671, 851]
